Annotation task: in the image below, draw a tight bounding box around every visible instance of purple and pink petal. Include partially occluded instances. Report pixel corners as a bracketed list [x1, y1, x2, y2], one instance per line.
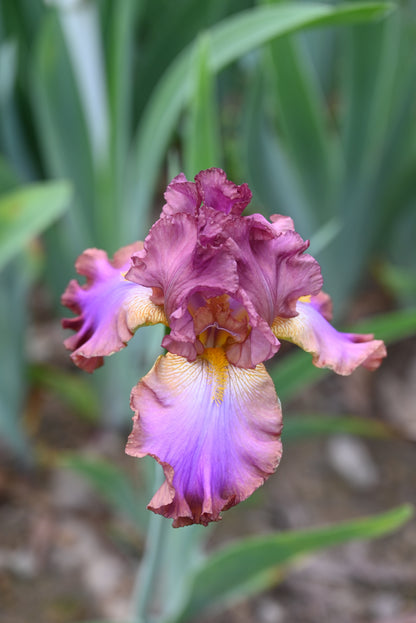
[62, 243, 166, 372]
[272, 299, 386, 374]
[126, 349, 282, 527]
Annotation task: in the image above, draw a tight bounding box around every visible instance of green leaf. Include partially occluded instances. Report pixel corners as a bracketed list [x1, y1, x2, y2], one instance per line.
[377, 263, 416, 306]
[30, 13, 94, 251]
[319, 11, 406, 307]
[342, 13, 400, 189]
[133, 0, 228, 119]
[126, 2, 394, 239]
[270, 307, 416, 403]
[29, 365, 99, 423]
[184, 32, 222, 178]
[0, 155, 19, 193]
[283, 413, 399, 443]
[242, 70, 316, 235]
[62, 455, 148, 531]
[0, 180, 71, 269]
[264, 9, 339, 221]
[106, 0, 140, 208]
[0, 258, 31, 459]
[269, 350, 324, 403]
[0, 40, 37, 180]
[350, 307, 416, 342]
[170, 504, 412, 623]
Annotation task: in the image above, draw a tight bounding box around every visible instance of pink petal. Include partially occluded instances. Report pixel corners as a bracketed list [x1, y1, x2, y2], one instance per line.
[240, 220, 323, 322]
[272, 300, 387, 375]
[219, 215, 323, 358]
[163, 172, 200, 216]
[62, 243, 167, 372]
[126, 350, 282, 527]
[195, 168, 252, 215]
[270, 214, 295, 233]
[126, 213, 239, 360]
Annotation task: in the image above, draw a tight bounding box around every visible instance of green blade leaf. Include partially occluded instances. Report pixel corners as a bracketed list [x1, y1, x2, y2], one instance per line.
[184, 32, 222, 178]
[209, 3, 393, 69]
[0, 180, 71, 269]
[29, 364, 99, 423]
[0, 40, 37, 180]
[126, 2, 394, 239]
[0, 155, 19, 194]
[283, 413, 399, 443]
[170, 504, 412, 623]
[264, 11, 339, 221]
[270, 307, 416, 403]
[269, 350, 324, 404]
[106, 0, 141, 204]
[242, 70, 317, 235]
[350, 307, 416, 342]
[30, 13, 95, 264]
[376, 262, 416, 307]
[133, 0, 228, 119]
[0, 259, 31, 459]
[62, 454, 148, 531]
[342, 14, 400, 189]
[320, 11, 406, 307]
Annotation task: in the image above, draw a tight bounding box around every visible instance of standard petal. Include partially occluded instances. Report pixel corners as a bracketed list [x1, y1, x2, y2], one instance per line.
[270, 214, 295, 233]
[163, 172, 199, 216]
[126, 213, 239, 360]
[62, 243, 167, 372]
[272, 300, 387, 375]
[126, 350, 282, 527]
[195, 167, 252, 215]
[239, 221, 323, 323]
[215, 213, 323, 331]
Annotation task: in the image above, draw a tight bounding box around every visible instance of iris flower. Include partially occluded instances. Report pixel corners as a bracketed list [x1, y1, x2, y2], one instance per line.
[62, 168, 386, 527]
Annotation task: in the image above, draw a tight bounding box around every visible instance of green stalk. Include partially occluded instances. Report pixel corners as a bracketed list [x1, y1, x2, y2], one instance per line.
[131, 464, 167, 623]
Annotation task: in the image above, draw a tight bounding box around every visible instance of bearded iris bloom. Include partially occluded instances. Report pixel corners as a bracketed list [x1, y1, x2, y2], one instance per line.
[62, 168, 386, 527]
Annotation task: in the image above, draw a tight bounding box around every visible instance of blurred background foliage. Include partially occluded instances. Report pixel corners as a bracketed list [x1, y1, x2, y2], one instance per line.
[2, 0, 416, 447]
[1, 0, 416, 621]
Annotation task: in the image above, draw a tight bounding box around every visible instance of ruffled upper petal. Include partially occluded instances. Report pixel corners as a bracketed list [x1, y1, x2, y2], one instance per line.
[62, 243, 167, 372]
[126, 349, 282, 527]
[236, 216, 323, 323]
[126, 213, 239, 360]
[162, 168, 251, 218]
[181, 209, 322, 368]
[272, 300, 387, 375]
[195, 167, 252, 215]
[163, 172, 200, 216]
[270, 214, 295, 234]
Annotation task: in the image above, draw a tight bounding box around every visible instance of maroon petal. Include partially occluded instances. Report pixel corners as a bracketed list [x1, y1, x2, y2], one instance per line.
[163, 172, 200, 216]
[223, 213, 323, 330]
[126, 213, 239, 360]
[196, 168, 252, 215]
